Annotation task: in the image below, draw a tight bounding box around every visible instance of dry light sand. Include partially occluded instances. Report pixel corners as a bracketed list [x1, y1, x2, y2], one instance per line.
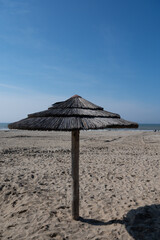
[0, 129, 160, 240]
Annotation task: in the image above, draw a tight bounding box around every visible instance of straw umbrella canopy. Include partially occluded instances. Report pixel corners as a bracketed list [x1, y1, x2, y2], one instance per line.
[8, 95, 138, 220]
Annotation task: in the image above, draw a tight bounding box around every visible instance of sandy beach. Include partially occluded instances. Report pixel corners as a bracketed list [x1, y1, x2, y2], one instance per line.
[0, 129, 160, 240]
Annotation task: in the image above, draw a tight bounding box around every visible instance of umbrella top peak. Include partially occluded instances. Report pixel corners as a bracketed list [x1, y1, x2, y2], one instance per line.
[70, 95, 82, 98]
[50, 95, 103, 110]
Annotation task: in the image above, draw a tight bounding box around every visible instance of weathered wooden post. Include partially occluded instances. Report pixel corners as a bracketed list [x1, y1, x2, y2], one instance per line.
[71, 130, 79, 220]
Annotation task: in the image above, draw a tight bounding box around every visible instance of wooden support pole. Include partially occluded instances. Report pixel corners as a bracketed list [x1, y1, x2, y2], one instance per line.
[71, 130, 79, 220]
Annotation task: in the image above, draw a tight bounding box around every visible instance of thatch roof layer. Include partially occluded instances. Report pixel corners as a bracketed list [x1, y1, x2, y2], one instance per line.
[8, 95, 138, 130]
[28, 108, 120, 118]
[8, 117, 137, 131]
[50, 95, 103, 110]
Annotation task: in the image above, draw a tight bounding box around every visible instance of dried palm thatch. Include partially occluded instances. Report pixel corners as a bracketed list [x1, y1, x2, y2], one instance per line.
[8, 95, 138, 130]
[8, 95, 138, 221]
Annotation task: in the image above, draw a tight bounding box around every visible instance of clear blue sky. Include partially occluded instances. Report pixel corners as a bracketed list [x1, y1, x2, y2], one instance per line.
[0, 0, 160, 123]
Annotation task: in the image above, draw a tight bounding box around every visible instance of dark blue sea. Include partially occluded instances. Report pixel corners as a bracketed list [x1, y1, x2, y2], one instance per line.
[0, 123, 160, 131]
[0, 123, 9, 130]
[138, 124, 160, 131]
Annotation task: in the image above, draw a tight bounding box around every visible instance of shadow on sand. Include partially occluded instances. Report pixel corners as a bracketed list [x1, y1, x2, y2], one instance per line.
[79, 204, 160, 240]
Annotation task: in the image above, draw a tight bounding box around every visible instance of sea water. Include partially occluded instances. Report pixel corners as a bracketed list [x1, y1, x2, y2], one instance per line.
[138, 124, 160, 131]
[0, 123, 9, 130]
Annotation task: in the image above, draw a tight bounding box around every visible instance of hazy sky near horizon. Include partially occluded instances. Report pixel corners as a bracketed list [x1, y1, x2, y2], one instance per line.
[0, 0, 160, 123]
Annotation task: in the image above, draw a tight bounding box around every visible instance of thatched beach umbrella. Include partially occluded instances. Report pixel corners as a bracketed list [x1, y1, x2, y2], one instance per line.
[8, 95, 138, 220]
